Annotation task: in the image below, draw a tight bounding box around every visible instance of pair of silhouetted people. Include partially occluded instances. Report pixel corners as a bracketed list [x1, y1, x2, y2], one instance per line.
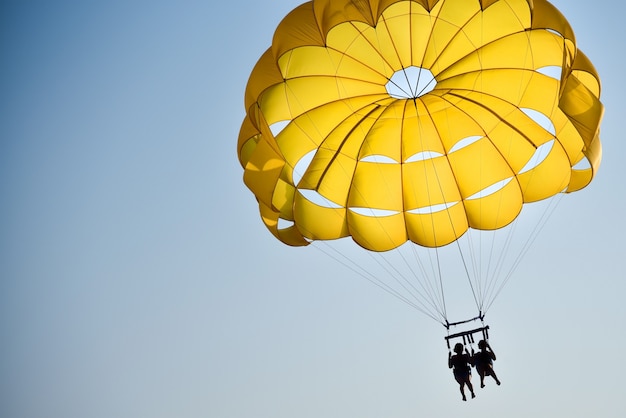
[448, 340, 501, 401]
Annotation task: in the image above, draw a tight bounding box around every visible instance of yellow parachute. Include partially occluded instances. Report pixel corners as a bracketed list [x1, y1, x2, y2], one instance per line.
[237, 0, 603, 324]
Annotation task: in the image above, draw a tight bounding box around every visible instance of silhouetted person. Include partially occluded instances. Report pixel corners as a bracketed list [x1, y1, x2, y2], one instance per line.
[472, 340, 501, 388]
[448, 342, 475, 401]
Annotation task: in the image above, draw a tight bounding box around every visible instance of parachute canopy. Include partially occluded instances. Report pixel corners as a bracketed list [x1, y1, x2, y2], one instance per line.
[238, 0, 603, 252]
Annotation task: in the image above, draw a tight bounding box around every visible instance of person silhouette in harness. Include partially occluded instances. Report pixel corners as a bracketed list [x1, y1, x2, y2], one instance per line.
[472, 339, 501, 388]
[448, 342, 475, 401]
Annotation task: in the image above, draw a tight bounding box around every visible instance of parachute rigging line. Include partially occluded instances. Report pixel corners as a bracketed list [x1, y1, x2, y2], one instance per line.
[311, 241, 445, 323]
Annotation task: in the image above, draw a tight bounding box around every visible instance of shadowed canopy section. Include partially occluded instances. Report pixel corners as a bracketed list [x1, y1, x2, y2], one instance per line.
[237, 0, 603, 252]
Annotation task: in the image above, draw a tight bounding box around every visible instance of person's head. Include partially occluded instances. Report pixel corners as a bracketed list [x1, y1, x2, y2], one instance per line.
[454, 343, 464, 354]
[478, 340, 487, 349]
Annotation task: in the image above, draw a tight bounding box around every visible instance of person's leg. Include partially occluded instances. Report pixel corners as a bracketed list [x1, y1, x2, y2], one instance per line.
[466, 378, 475, 398]
[456, 376, 467, 401]
[478, 370, 486, 388]
[490, 369, 501, 385]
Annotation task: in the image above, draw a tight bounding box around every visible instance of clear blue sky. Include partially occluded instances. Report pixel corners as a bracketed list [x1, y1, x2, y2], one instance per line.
[1, 1, 624, 417]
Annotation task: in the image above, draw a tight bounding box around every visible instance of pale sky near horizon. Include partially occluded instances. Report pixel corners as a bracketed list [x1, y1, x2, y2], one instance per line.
[1, 1, 625, 417]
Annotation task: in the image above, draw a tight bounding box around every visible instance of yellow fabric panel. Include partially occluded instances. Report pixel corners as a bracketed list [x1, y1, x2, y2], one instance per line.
[259, 201, 279, 230]
[323, 104, 388, 158]
[297, 147, 334, 190]
[243, 138, 285, 209]
[277, 226, 311, 246]
[349, 162, 403, 210]
[422, 0, 471, 70]
[483, 123, 535, 173]
[402, 157, 461, 209]
[517, 140, 571, 202]
[377, 0, 446, 68]
[567, 168, 593, 193]
[572, 69, 601, 99]
[571, 50, 601, 97]
[531, 0, 575, 43]
[378, 2, 415, 69]
[479, 0, 502, 10]
[585, 131, 602, 175]
[345, 18, 404, 73]
[275, 119, 323, 177]
[518, 74, 560, 117]
[276, 99, 382, 176]
[566, 131, 601, 192]
[447, 136, 514, 199]
[401, 100, 448, 160]
[278, 47, 388, 85]
[257, 109, 283, 156]
[424, 0, 492, 75]
[244, 48, 284, 113]
[258, 83, 291, 127]
[238, 135, 258, 170]
[409, 5, 437, 66]
[295, 103, 385, 189]
[451, 91, 553, 147]
[437, 30, 565, 83]
[237, 116, 260, 168]
[313, 0, 376, 36]
[420, 95, 487, 153]
[294, 191, 349, 240]
[259, 201, 310, 246]
[326, 22, 395, 78]
[258, 76, 385, 126]
[478, 0, 531, 34]
[551, 111, 584, 165]
[300, 77, 384, 115]
[318, 152, 358, 205]
[464, 180, 523, 230]
[359, 102, 405, 162]
[436, 0, 481, 34]
[560, 75, 603, 148]
[496, 105, 554, 147]
[312, 0, 440, 41]
[372, 0, 442, 17]
[406, 203, 468, 247]
[272, 2, 324, 60]
[298, 147, 359, 205]
[347, 211, 407, 251]
[271, 178, 296, 219]
[461, 0, 530, 50]
[443, 69, 561, 117]
[438, 69, 529, 107]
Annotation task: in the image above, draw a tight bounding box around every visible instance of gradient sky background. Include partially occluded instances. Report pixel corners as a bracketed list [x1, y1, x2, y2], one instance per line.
[1, 1, 624, 417]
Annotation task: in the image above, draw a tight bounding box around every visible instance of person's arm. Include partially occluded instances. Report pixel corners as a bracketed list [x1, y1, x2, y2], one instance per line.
[448, 352, 453, 369]
[488, 344, 496, 360]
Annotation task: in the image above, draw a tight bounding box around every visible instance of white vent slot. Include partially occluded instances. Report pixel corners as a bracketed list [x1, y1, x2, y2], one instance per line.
[521, 108, 555, 136]
[269, 120, 290, 136]
[349, 207, 399, 217]
[405, 151, 444, 163]
[298, 189, 342, 209]
[449, 135, 483, 153]
[407, 202, 459, 215]
[466, 178, 513, 200]
[360, 155, 397, 164]
[537, 65, 562, 80]
[519, 140, 555, 174]
[292, 150, 316, 185]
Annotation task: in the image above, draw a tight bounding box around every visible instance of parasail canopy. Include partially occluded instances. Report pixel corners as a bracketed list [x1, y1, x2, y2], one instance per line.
[238, 0, 602, 254]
